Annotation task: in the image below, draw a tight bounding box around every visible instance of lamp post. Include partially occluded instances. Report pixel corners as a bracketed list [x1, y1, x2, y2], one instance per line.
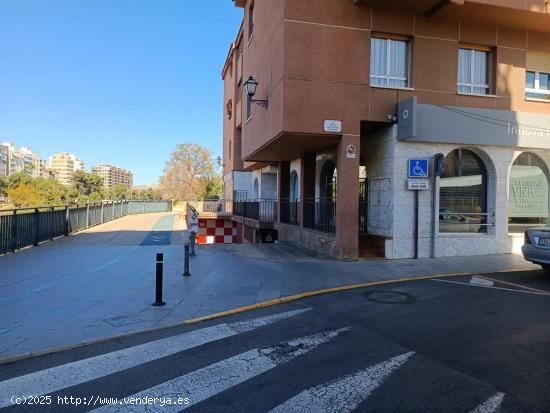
[244, 76, 268, 108]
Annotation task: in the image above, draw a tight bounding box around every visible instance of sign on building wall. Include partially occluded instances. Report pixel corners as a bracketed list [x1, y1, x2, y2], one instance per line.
[324, 120, 342, 133]
[509, 165, 549, 217]
[408, 159, 429, 178]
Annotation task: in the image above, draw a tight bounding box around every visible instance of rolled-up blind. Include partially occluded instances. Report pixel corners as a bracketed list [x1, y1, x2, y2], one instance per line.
[527, 52, 550, 73]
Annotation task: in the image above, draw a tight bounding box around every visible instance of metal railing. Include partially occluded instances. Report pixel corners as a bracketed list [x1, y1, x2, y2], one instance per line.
[304, 198, 336, 233]
[439, 211, 495, 234]
[186, 200, 233, 216]
[280, 199, 300, 226]
[233, 199, 277, 222]
[0, 200, 172, 255]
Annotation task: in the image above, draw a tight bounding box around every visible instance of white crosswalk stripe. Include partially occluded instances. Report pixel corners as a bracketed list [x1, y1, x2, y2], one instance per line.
[90, 327, 350, 413]
[469, 392, 505, 413]
[268, 351, 414, 413]
[0, 308, 310, 408]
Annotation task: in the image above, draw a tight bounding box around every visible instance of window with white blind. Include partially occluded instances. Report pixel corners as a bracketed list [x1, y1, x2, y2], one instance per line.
[457, 48, 492, 95]
[370, 37, 409, 88]
[526, 52, 550, 101]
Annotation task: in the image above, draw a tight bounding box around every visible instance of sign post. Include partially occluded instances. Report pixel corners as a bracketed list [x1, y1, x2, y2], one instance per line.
[407, 159, 430, 259]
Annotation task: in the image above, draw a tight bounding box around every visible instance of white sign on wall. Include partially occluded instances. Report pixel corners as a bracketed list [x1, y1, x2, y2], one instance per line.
[407, 179, 429, 190]
[346, 145, 357, 159]
[324, 120, 342, 133]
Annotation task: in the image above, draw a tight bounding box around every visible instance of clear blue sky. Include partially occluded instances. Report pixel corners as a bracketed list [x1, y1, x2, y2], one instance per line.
[0, 0, 242, 185]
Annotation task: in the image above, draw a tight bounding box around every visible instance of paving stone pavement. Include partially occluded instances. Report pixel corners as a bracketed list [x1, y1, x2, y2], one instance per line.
[0, 211, 538, 362]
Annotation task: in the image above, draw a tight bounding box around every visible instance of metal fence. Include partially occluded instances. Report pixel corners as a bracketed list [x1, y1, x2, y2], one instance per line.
[233, 200, 277, 222]
[303, 198, 336, 233]
[280, 199, 300, 226]
[0, 200, 172, 255]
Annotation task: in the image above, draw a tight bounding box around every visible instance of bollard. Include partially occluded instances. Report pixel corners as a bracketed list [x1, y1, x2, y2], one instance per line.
[152, 253, 166, 306]
[183, 244, 191, 277]
[189, 231, 197, 256]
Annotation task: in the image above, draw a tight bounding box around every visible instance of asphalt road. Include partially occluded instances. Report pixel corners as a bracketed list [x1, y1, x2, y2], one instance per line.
[0, 269, 549, 413]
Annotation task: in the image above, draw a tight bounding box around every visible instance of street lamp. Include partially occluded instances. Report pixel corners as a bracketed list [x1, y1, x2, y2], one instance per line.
[244, 76, 268, 108]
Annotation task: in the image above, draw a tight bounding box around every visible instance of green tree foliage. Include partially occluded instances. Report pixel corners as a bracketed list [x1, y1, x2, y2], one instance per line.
[159, 143, 222, 201]
[110, 183, 129, 201]
[71, 170, 104, 202]
[0, 177, 7, 197]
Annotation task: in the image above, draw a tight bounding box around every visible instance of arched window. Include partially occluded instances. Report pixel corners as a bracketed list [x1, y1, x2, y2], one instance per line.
[439, 149, 487, 233]
[508, 152, 550, 233]
[289, 171, 299, 201]
[253, 178, 259, 200]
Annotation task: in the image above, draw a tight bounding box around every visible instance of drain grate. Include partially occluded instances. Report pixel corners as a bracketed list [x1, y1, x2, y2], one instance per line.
[364, 290, 415, 304]
[103, 316, 142, 327]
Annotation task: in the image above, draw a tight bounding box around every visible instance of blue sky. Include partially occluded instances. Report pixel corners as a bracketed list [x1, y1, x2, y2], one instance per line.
[0, 0, 242, 185]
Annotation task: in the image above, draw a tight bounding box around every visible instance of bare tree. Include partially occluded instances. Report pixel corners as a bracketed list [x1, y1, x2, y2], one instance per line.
[159, 143, 220, 201]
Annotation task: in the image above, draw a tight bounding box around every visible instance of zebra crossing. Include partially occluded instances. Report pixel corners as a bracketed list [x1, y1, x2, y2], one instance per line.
[0, 308, 525, 413]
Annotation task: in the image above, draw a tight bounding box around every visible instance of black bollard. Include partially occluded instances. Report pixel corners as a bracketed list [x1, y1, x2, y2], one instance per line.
[183, 244, 191, 277]
[152, 253, 166, 306]
[189, 231, 197, 256]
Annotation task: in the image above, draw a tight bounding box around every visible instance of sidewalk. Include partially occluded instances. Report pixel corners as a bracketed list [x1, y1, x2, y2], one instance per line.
[0, 212, 538, 362]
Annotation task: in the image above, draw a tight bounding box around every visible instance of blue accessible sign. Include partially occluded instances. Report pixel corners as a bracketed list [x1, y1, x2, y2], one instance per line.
[408, 159, 429, 178]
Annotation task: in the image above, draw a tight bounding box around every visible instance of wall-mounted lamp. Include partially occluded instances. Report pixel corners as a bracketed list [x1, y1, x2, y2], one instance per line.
[244, 76, 268, 108]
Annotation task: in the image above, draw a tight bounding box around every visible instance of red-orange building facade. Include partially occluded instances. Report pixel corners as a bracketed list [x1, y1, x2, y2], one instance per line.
[222, 0, 550, 259]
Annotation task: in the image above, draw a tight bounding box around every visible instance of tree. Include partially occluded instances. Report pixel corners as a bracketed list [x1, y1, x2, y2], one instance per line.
[71, 170, 104, 198]
[6, 171, 33, 189]
[0, 177, 7, 197]
[159, 143, 221, 201]
[110, 183, 128, 201]
[33, 177, 68, 206]
[7, 183, 41, 207]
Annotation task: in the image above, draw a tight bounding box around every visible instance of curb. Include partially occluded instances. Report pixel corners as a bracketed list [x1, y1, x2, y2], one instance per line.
[0, 266, 538, 366]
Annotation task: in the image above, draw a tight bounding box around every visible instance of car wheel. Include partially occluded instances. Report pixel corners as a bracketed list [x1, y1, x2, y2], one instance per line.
[541, 265, 550, 273]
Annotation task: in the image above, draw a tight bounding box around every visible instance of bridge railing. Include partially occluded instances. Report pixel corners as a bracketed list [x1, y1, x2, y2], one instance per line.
[0, 200, 172, 255]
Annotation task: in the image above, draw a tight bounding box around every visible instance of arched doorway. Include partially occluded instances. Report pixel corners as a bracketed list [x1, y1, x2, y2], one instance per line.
[320, 160, 337, 201]
[289, 171, 299, 201]
[439, 148, 488, 233]
[253, 178, 259, 200]
[508, 152, 550, 233]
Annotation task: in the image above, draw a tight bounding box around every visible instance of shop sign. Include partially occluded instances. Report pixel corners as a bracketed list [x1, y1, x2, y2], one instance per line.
[509, 165, 549, 217]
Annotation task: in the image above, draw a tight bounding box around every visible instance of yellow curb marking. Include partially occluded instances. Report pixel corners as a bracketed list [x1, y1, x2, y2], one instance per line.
[477, 274, 550, 297]
[184, 272, 472, 325]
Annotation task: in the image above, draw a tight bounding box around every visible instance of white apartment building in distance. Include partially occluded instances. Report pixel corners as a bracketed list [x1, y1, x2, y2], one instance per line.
[48, 153, 85, 186]
[0, 142, 48, 178]
[91, 164, 133, 191]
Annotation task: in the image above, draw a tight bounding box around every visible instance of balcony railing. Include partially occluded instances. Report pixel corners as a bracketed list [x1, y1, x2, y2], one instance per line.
[304, 198, 336, 233]
[280, 198, 300, 226]
[233, 199, 277, 222]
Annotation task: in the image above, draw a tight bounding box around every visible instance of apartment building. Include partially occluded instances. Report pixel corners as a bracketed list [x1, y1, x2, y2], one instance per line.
[222, 0, 550, 259]
[0, 142, 48, 178]
[48, 153, 84, 186]
[91, 164, 133, 191]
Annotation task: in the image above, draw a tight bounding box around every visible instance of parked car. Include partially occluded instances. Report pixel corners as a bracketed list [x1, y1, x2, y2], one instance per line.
[522, 227, 550, 272]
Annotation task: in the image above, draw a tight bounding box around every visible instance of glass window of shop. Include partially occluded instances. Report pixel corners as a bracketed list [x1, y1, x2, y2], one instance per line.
[439, 149, 488, 233]
[508, 152, 550, 233]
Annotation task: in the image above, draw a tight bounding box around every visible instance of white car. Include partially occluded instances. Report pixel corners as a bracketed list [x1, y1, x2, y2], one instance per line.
[522, 227, 550, 272]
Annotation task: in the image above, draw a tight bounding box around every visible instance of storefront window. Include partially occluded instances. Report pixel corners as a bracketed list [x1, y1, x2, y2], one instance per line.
[508, 152, 550, 233]
[439, 149, 487, 233]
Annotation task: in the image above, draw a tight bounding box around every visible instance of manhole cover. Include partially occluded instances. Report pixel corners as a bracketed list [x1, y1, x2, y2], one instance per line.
[364, 290, 415, 304]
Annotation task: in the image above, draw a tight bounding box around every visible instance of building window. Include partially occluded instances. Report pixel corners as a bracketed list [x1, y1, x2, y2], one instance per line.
[229, 141, 232, 159]
[370, 37, 409, 88]
[457, 47, 492, 95]
[508, 152, 550, 233]
[439, 149, 488, 233]
[248, 1, 254, 39]
[526, 71, 550, 101]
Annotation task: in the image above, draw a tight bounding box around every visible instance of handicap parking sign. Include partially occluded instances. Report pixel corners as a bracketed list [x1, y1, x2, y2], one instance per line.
[408, 159, 429, 178]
